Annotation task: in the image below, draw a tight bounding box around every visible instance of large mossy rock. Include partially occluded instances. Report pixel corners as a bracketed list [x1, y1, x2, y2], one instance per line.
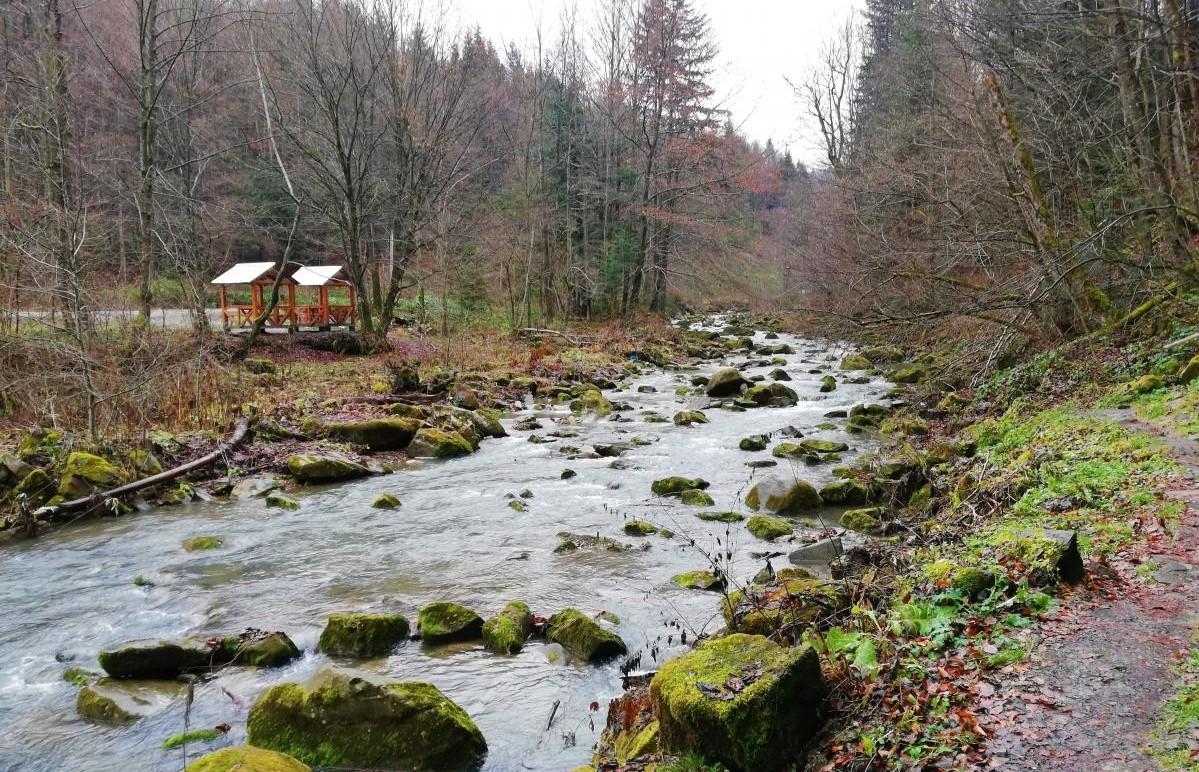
[77, 678, 180, 724]
[546, 608, 627, 663]
[819, 478, 873, 505]
[742, 382, 798, 407]
[247, 669, 487, 771]
[222, 631, 302, 668]
[747, 515, 793, 541]
[722, 577, 850, 637]
[481, 601, 534, 654]
[186, 746, 311, 772]
[840, 354, 871, 370]
[98, 639, 213, 679]
[862, 345, 904, 364]
[891, 364, 926, 383]
[418, 602, 483, 644]
[407, 429, 474, 459]
[1179, 354, 1199, 384]
[13, 467, 54, 507]
[319, 614, 410, 657]
[745, 476, 822, 514]
[325, 418, 420, 451]
[650, 633, 825, 771]
[651, 476, 710, 496]
[799, 438, 848, 454]
[58, 451, 123, 499]
[570, 389, 614, 417]
[705, 368, 748, 397]
[286, 454, 370, 483]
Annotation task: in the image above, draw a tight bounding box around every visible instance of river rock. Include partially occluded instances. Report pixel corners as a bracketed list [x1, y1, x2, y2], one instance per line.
[650, 633, 825, 771]
[287, 454, 370, 483]
[546, 609, 627, 662]
[840, 354, 871, 370]
[671, 570, 725, 591]
[891, 364, 926, 383]
[747, 515, 793, 541]
[232, 475, 279, 499]
[840, 507, 884, 532]
[789, 537, 844, 565]
[723, 576, 850, 636]
[325, 417, 420, 451]
[406, 429, 473, 459]
[247, 669, 487, 770]
[680, 489, 715, 506]
[739, 434, 769, 451]
[673, 410, 709, 426]
[77, 679, 180, 725]
[742, 382, 798, 407]
[705, 368, 748, 397]
[862, 345, 904, 364]
[186, 746, 311, 772]
[98, 639, 214, 678]
[481, 601, 533, 654]
[418, 602, 483, 643]
[819, 375, 837, 393]
[570, 389, 614, 417]
[800, 438, 849, 454]
[746, 476, 822, 513]
[819, 478, 873, 505]
[651, 476, 710, 496]
[13, 467, 54, 507]
[769, 368, 791, 381]
[319, 614, 410, 657]
[58, 451, 123, 499]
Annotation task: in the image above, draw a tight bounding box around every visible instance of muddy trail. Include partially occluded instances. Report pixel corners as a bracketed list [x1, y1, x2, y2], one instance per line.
[980, 408, 1199, 770]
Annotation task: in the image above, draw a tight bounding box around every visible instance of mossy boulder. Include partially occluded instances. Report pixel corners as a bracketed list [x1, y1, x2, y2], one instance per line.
[58, 451, 123, 499]
[747, 515, 793, 541]
[325, 417, 420, 451]
[742, 382, 798, 407]
[819, 478, 872, 505]
[1179, 354, 1199, 384]
[862, 345, 903, 363]
[319, 614, 410, 657]
[839, 507, 884, 532]
[244, 358, 278, 375]
[745, 476, 822, 514]
[13, 467, 54, 507]
[77, 678, 181, 724]
[407, 429, 474, 459]
[652, 476, 710, 496]
[950, 566, 997, 597]
[100, 633, 299, 678]
[650, 634, 824, 771]
[1127, 373, 1165, 395]
[182, 536, 223, 551]
[570, 389, 614, 417]
[265, 492, 299, 511]
[222, 631, 302, 668]
[697, 510, 744, 523]
[546, 609, 627, 663]
[418, 602, 483, 644]
[840, 354, 871, 370]
[937, 392, 971, 412]
[672, 571, 726, 591]
[481, 601, 533, 654]
[77, 683, 141, 724]
[739, 435, 769, 451]
[819, 375, 837, 393]
[705, 368, 749, 397]
[769, 368, 791, 381]
[722, 577, 850, 637]
[186, 746, 310, 772]
[624, 519, 660, 536]
[800, 438, 847, 454]
[891, 364, 926, 383]
[372, 492, 401, 509]
[246, 669, 487, 770]
[680, 489, 715, 506]
[286, 454, 370, 483]
[771, 442, 805, 459]
[673, 410, 709, 426]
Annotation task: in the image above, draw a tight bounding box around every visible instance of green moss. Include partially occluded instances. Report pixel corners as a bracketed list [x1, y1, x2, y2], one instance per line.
[696, 511, 743, 522]
[182, 536, 223, 552]
[799, 438, 849, 454]
[950, 567, 996, 596]
[771, 443, 803, 458]
[624, 519, 659, 536]
[722, 578, 849, 636]
[58, 451, 123, 498]
[746, 515, 792, 540]
[745, 477, 822, 513]
[672, 571, 725, 591]
[222, 632, 301, 668]
[739, 435, 768, 451]
[286, 454, 369, 483]
[407, 428, 474, 459]
[13, 467, 54, 507]
[372, 492, 401, 509]
[673, 411, 710, 426]
[325, 418, 420, 451]
[63, 667, 96, 687]
[77, 686, 138, 724]
[650, 634, 824, 771]
[839, 507, 883, 532]
[652, 477, 710, 496]
[418, 602, 483, 643]
[246, 670, 487, 770]
[481, 601, 533, 655]
[319, 614, 410, 657]
[98, 640, 213, 678]
[819, 375, 837, 392]
[163, 728, 224, 749]
[892, 364, 926, 383]
[819, 478, 872, 505]
[546, 608, 627, 662]
[841, 354, 871, 370]
[570, 390, 614, 417]
[186, 746, 311, 772]
[265, 492, 299, 511]
[680, 489, 715, 507]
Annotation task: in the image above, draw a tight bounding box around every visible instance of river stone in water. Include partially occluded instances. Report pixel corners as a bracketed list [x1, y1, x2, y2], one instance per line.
[98, 639, 213, 678]
[186, 746, 311, 772]
[407, 429, 474, 459]
[324, 417, 420, 451]
[77, 678, 181, 724]
[745, 476, 822, 514]
[418, 602, 483, 643]
[247, 668, 487, 770]
[704, 368, 748, 397]
[319, 614, 410, 657]
[286, 454, 370, 483]
[231, 475, 279, 499]
[546, 609, 627, 662]
[650, 633, 825, 771]
[481, 601, 534, 654]
[651, 476, 710, 496]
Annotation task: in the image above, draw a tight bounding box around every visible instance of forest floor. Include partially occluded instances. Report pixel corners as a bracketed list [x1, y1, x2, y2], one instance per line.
[980, 409, 1199, 770]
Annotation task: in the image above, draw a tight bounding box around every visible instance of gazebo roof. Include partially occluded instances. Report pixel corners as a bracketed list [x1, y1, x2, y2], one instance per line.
[293, 265, 349, 286]
[210, 262, 348, 287]
[210, 262, 276, 284]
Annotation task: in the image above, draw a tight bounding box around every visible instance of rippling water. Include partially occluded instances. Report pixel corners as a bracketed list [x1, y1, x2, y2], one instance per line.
[0, 323, 891, 771]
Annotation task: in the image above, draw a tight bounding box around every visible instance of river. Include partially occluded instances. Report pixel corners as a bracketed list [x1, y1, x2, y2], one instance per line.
[0, 321, 891, 771]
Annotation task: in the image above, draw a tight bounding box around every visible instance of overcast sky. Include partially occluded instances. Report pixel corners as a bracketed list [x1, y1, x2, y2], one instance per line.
[453, 0, 863, 166]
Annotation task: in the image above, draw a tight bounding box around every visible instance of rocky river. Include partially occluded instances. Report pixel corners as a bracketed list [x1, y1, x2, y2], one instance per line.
[0, 320, 894, 771]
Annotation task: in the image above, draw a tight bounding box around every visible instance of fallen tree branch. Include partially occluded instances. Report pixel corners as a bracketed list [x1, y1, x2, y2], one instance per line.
[32, 417, 253, 524]
[517, 327, 592, 346]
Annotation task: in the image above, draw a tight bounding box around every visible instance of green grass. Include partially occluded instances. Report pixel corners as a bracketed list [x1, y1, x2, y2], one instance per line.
[1152, 641, 1199, 770]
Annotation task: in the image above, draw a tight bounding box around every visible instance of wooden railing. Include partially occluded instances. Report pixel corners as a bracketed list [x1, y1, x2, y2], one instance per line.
[221, 304, 354, 329]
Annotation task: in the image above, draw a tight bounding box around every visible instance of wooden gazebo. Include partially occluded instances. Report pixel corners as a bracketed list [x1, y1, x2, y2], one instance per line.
[211, 261, 357, 332]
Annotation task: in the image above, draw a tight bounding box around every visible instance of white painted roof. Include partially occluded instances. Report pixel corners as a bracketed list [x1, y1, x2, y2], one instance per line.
[210, 262, 274, 284]
[293, 265, 346, 286]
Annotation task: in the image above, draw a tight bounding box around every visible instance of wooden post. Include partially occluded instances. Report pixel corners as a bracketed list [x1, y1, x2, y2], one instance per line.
[219, 285, 228, 330]
[348, 285, 357, 330]
[319, 286, 329, 327]
[287, 283, 297, 333]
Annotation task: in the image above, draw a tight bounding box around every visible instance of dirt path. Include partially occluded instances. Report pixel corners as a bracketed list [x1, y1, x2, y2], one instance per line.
[979, 408, 1199, 770]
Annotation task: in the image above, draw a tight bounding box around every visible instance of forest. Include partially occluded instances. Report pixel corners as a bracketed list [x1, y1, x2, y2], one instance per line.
[5, 1, 1199, 771]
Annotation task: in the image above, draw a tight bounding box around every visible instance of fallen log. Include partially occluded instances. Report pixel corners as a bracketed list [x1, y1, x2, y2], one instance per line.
[517, 327, 594, 347]
[32, 417, 253, 524]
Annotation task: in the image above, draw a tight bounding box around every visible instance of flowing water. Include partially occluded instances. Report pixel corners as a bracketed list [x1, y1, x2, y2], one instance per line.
[0, 322, 892, 771]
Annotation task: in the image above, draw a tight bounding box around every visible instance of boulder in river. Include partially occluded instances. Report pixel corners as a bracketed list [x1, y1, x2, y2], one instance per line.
[407, 428, 474, 459]
[840, 354, 871, 370]
[287, 454, 370, 483]
[747, 514, 793, 541]
[680, 489, 715, 507]
[672, 410, 709, 426]
[247, 668, 487, 770]
[372, 492, 401, 509]
[742, 382, 798, 407]
[819, 478, 873, 505]
[319, 614, 410, 657]
[800, 438, 849, 454]
[650, 633, 825, 771]
[739, 434, 769, 451]
[651, 476, 710, 496]
[546, 609, 627, 663]
[186, 746, 311, 772]
[570, 389, 614, 417]
[77, 678, 179, 724]
[704, 368, 748, 397]
[789, 537, 844, 565]
[418, 602, 483, 644]
[769, 368, 791, 381]
[671, 570, 726, 591]
[745, 475, 822, 514]
[99, 631, 300, 678]
[819, 375, 837, 393]
[58, 451, 124, 499]
[481, 601, 533, 655]
[324, 417, 420, 451]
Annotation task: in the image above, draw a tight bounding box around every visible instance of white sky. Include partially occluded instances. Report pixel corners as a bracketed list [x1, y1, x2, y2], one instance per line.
[453, 0, 864, 167]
